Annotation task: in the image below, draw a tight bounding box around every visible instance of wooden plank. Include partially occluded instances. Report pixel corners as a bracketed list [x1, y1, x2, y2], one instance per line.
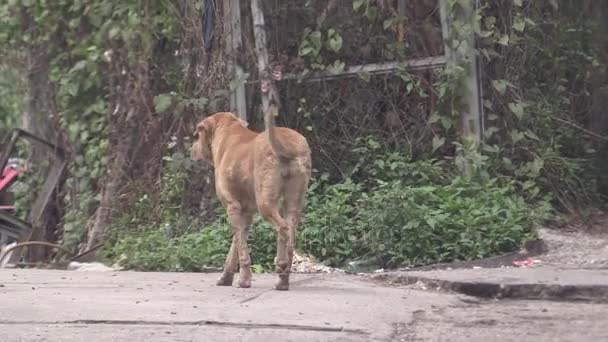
[397, 0, 406, 42]
[438, 0, 451, 59]
[459, 1, 482, 148]
[275, 55, 447, 83]
[440, 0, 483, 175]
[223, 0, 247, 120]
[251, 0, 280, 119]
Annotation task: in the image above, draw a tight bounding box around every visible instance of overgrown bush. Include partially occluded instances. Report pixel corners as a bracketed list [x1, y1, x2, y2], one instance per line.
[301, 176, 550, 268]
[102, 156, 279, 272]
[104, 148, 550, 272]
[103, 216, 278, 272]
[103, 219, 230, 272]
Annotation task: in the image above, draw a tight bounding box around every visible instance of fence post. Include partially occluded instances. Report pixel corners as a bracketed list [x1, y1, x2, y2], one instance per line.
[250, 0, 282, 125]
[223, 0, 247, 120]
[440, 0, 483, 175]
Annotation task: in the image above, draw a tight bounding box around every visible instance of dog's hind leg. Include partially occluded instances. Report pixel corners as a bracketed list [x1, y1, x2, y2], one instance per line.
[277, 175, 310, 290]
[257, 192, 291, 291]
[217, 210, 252, 286]
[225, 205, 254, 288]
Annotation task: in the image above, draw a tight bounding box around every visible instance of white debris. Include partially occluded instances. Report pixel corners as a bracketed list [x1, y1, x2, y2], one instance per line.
[67, 262, 119, 272]
[291, 252, 344, 273]
[414, 280, 428, 290]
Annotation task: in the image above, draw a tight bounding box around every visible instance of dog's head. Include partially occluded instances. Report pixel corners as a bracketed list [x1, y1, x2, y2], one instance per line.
[191, 112, 248, 165]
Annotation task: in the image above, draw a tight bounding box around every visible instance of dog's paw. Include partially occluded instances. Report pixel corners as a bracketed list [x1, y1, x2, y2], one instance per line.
[274, 283, 290, 291]
[275, 275, 290, 291]
[216, 273, 234, 286]
[237, 278, 252, 288]
[238, 268, 252, 288]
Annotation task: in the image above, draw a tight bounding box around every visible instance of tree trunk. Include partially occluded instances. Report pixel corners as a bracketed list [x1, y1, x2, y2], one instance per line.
[590, 2, 608, 198]
[83, 53, 158, 252]
[21, 43, 65, 262]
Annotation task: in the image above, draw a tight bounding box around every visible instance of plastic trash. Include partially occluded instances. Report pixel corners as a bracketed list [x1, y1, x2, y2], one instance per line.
[513, 258, 539, 267]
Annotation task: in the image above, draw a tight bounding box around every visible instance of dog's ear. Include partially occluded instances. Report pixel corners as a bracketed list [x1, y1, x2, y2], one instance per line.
[192, 118, 214, 163]
[195, 117, 214, 140]
[194, 121, 205, 137]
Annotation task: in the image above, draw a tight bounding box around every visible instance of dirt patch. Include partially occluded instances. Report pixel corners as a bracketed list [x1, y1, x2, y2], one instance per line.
[538, 228, 608, 269]
[372, 214, 608, 303]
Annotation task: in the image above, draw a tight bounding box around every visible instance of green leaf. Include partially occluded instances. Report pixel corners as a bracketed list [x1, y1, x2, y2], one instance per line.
[428, 113, 440, 124]
[64, 82, 79, 97]
[492, 79, 508, 95]
[353, 0, 365, 11]
[365, 6, 378, 22]
[508, 101, 525, 119]
[525, 18, 536, 27]
[327, 60, 345, 74]
[432, 136, 445, 152]
[383, 18, 396, 30]
[524, 130, 540, 141]
[309, 30, 322, 47]
[513, 0, 523, 6]
[154, 94, 173, 113]
[299, 45, 313, 57]
[497, 34, 509, 46]
[357, 71, 371, 82]
[326, 30, 343, 53]
[406, 82, 414, 94]
[483, 126, 500, 139]
[482, 143, 500, 153]
[108, 27, 121, 39]
[510, 130, 525, 144]
[513, 17, 526, 32]
[69, 60, 87, 73]
[479, 29, 493, 38]
[549, 0, 559, 10]
[440, 117, 453, 130]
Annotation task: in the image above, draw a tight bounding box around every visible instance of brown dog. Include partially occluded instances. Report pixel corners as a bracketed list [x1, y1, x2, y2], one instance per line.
[191, 111, 311, 290]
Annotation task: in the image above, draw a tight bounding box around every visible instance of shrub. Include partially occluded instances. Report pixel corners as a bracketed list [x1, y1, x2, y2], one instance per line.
[103, 216, 278, 272]
[104, 150, 551, 272]
[300, 176, 551, 268]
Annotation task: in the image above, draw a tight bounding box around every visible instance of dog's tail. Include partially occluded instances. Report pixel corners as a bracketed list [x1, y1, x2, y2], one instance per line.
[265, 104, 298, 159]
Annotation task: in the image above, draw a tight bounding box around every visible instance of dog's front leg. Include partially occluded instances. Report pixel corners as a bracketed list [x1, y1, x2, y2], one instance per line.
[226, 205, 253, 288]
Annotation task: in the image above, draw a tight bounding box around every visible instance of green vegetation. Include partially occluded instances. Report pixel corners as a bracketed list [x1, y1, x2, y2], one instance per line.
[103, 142, 550, 272]
[0, 0, 605, 270]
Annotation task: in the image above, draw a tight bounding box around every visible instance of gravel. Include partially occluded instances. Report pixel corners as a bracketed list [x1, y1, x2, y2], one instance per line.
[538, 225, 608, 269]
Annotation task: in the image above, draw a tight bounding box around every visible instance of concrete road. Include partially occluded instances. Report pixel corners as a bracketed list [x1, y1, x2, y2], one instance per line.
[1, 269, 607, 341]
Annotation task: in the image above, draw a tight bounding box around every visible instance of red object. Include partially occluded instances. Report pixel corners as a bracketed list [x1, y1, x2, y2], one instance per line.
[0, 166, 24, 192]
[513, 258, 537, 267]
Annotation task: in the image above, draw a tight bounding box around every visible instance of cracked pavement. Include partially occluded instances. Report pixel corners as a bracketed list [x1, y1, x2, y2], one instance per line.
[1, 269, 608, 341]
